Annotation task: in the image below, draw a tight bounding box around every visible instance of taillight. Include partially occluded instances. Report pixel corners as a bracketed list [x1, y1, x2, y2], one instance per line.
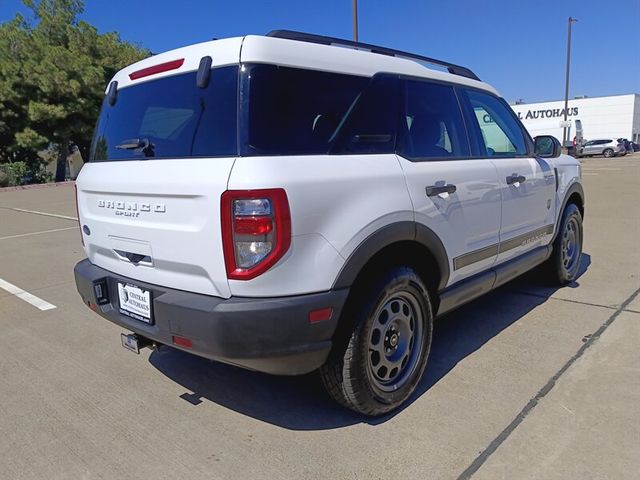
[221, 189, 291, 280]
[75, 184, 84, 246]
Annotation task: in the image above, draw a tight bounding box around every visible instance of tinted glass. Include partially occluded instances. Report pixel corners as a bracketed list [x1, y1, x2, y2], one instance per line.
[331, 74, 399, 154]
[397, 79, 470, 160]
[241, 65, 369, 155]
[464, 89, 528, 157]
[90, 66, 238, 161]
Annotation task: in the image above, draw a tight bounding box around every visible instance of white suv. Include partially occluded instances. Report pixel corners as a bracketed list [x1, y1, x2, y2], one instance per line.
[74, 31, 585, 415]
[577, 138, 625, 158]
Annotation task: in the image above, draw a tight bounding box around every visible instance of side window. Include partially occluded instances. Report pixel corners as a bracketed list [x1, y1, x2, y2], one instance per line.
[333, 74, 399, 154]
[242, 65, 369, 156]
[463, 89, 528, 157]
[397, 79, 470, 160]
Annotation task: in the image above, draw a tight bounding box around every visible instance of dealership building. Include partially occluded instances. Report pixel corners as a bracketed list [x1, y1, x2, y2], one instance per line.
[509, 93, 640, 144]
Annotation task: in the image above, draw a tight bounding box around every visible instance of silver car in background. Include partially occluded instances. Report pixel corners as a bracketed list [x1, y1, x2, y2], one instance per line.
[577, 138, 626, 158]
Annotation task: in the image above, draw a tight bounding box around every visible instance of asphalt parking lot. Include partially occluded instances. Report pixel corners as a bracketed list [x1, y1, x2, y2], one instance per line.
[0, 155, 638, 480]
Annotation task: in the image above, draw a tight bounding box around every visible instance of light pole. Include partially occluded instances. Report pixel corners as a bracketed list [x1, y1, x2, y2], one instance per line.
[352, 0, 359, 41]
[562, 16, 578, 148]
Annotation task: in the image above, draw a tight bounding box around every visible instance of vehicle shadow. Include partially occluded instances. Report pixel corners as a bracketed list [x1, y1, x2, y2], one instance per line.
[149, 253, 591, 430]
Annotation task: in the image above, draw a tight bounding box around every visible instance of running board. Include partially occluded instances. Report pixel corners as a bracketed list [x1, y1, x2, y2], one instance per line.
[437, 245, 552, 317]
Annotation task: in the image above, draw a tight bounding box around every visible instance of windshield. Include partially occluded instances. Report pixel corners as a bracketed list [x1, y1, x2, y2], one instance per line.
[90, 65, 238, 161]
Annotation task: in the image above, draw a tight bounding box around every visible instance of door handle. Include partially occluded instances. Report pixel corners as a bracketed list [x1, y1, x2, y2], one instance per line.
[426, 184, 457, 197]
[506, 174, 526, 185]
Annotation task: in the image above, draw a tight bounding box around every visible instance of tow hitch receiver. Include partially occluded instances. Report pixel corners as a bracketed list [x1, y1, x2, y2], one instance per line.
[121, 333, 152, 354]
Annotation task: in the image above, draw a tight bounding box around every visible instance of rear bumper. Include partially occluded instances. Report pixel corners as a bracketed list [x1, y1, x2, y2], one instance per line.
[74, 259, 348, 375]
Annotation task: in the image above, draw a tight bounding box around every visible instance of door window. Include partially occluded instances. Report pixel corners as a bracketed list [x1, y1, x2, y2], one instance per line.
[331, 74, 400, 154]
[397, 79, 469, 160]
[463, 89, 529, 157]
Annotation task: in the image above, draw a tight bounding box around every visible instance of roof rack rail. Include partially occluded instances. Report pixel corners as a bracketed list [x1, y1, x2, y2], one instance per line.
[266, 30, 480, 81]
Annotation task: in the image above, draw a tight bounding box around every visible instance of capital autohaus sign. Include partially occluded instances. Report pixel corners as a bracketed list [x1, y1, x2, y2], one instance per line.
[515, 107, 579, 120]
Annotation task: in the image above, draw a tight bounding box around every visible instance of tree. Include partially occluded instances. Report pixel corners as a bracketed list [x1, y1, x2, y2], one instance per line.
[0, 15, 37, 168]
[0, 0, 150, 181]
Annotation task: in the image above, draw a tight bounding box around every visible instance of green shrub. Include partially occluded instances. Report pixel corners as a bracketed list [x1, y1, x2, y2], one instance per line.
[0, 162, 28, 186]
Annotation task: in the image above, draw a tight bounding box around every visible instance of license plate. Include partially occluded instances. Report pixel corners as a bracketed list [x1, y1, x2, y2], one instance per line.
[117, 282, 152, 323]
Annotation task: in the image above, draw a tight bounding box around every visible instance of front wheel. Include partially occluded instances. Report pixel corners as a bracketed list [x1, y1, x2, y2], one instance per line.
[320, 267, 433, 416]
[546, 204, 583, 285]
[603, 148, 614, 158]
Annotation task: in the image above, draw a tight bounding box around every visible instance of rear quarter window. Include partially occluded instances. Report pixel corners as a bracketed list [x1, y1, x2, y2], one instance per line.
[240, 65, 369, 156]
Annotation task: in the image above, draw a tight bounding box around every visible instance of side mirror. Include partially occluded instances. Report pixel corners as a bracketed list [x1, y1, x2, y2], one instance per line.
[534, 135, 561, 158]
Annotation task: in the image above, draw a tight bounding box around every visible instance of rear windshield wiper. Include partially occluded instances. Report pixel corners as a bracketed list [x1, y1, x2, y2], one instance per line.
[115, 138, 155, 158]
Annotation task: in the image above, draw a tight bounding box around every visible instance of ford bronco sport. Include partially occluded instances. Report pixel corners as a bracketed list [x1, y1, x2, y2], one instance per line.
[74, 30, 585, 415]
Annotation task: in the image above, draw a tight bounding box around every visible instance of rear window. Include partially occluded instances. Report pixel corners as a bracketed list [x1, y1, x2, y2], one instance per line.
[90, 66, 238, 161]
[241, 65, 369, 156]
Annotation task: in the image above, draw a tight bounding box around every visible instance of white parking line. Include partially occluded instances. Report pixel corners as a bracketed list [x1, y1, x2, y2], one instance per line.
[8, 207, 78, 221]
[0, 226, 78, 241]
[0, 278, 56, 311]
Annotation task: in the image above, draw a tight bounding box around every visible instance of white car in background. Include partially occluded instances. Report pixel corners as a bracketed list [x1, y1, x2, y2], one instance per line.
[577, 138, 626, 158]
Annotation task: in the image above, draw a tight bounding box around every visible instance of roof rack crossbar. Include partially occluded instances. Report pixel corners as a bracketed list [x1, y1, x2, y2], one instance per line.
[266, 30, 480, 81]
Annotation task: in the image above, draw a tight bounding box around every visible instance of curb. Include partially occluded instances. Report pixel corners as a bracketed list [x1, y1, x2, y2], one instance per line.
[0, 181, 75, 193]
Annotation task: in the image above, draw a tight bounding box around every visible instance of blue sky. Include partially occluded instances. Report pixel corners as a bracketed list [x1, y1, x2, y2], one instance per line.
[2, 0, 639, 102]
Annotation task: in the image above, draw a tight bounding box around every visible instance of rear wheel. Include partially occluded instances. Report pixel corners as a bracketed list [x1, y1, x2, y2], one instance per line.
[546, 203, 583, 285]
[603, 148, 614, 158]
[320, 267, 433, 416]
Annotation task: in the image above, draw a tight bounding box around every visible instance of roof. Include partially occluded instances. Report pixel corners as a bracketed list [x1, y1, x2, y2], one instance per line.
[109, 33, 499, 96]
[266, 30, 480, 80]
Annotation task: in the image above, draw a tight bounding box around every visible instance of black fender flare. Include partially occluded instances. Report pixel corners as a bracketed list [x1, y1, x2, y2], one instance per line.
[332, 221, 450, 291]
[553, 182, 585, 241]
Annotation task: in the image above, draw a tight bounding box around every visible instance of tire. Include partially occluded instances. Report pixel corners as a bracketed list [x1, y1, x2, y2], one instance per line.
[547, 203, 583, 285]
[603, 148, 614, 158]
[320, 267, 433, 416]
